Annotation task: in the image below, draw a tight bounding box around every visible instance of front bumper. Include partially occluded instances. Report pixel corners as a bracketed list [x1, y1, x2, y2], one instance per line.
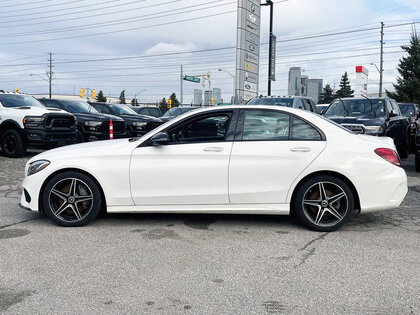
[82, 130, 129, 142]
[24, 129, 77, 148]
[19, 168, 52, 212]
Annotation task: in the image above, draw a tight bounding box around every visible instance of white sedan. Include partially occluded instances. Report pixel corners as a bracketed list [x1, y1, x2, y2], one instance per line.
[20, 105, 408, 231]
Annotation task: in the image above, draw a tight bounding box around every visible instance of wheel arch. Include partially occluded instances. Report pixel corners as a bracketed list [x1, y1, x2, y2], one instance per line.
[0, 120, 24, 137]
[38, 167, 107, 213]
[289, 170, 361, 215]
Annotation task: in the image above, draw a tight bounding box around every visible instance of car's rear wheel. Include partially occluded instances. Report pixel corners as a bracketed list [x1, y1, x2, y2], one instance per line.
[42, 171, 102, 227]
[1, 129, 26, 158]
[294, 175, 355, 232]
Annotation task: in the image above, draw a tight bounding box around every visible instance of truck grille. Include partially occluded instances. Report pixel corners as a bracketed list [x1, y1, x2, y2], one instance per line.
[44, 115, 76, 130]
[341, 124, 365, 134]
[100, 121, 126, 134]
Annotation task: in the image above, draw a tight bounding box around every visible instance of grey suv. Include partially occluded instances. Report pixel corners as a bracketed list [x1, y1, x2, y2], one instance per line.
[247, 96, 317, 113]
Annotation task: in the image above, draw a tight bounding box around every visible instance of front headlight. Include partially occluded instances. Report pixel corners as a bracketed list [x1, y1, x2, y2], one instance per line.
[364, 125, 381, 135]
[132, 121, 147, 129]
[23, 116, 45, 128]
[27, 160, 50, 176]
[84, 121, 102, 130]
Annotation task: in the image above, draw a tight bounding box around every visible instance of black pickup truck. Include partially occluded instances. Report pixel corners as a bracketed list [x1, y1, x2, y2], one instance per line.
[89, 102, 162, 137]
[38, 98, 127, 142]
[323, 97, 410, 158]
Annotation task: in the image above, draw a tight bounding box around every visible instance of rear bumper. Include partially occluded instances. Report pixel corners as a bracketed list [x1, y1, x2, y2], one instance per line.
[359, 165, 408, 213]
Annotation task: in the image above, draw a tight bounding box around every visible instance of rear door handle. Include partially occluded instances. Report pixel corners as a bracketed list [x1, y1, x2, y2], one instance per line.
[203, 147, 224, 152]
[290, 147, 311, 153]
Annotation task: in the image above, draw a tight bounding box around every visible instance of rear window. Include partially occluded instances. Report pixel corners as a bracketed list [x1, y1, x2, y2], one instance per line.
[247, 97, 294, 107]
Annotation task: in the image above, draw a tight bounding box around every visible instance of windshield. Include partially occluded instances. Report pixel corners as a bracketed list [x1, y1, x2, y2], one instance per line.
[60, 100, 99, 113]
[324, 99, 385, 117]
[247, 97, 294, 107]
[162, 108, 176, 117]
[398, 104, 415, 117]
[180, 107, 198, 113]
[109, 104, 137, 115]
[0, 94, 44, 108]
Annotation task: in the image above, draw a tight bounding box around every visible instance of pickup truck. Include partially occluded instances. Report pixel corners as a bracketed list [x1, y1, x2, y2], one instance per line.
[323, 97, 410, 158]
[0, 92, 77, 157]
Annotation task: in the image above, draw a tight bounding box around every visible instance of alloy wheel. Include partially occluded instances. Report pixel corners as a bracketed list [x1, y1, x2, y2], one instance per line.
[48, 178, 94, 222]
[302, 181, 348, 228]
[4, 134, 17, 155]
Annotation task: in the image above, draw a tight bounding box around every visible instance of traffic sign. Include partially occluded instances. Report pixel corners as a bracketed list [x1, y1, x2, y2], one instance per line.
[183, 75, 200, 83]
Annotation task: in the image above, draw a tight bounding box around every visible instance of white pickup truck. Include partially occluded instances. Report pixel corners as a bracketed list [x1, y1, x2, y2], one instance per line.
[0, 92, 77, 157]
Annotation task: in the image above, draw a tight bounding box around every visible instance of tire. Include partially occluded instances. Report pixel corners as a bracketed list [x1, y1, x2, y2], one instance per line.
[76, 130, 84, 143]
[293, 175, 355, 232]
[416, 155, 420, 173]
[42, 171, 102, 227]
[1, 129, 26, 158]
[397, 134, 409, 159]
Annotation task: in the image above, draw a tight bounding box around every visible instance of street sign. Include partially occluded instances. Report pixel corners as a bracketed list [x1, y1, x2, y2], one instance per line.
[183, 75, 200, 83]
[236, 0, 261, 103]
[270, 34, 276, 81]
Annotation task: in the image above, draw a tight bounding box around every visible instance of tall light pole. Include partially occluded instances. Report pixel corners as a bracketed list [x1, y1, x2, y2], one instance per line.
[218, 68, 236, 104]
[134, 89, 146, 105]
[261, 0, 274, 96]
[370, 63, 383, 96]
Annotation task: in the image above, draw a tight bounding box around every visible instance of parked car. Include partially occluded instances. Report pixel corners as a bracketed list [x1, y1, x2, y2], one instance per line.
[323, 97, 410, 159]
[398, 102, 419, 151]
[38, 98, 127, 142]
[89, 102, 162, 137]
[20, 105, 407, 232]
[0, 92, 77, 157]
[130, 106, 161, 118]
[160, 106, 199, 122]
[316, 103, 329, 114]
[247, 96, 317, 113]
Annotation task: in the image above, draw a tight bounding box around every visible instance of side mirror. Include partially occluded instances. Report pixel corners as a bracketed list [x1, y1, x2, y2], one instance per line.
[151, 132, 169, 145]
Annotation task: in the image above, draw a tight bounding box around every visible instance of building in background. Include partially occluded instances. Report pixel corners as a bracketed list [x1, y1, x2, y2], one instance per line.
[213, 88, 222, 105]
[306, 79, 323, 103]
[204, 90, 213, 106]
[287, 67, 323, 103]
[193, 89, 203, 105]
[288, 67, 302, 96]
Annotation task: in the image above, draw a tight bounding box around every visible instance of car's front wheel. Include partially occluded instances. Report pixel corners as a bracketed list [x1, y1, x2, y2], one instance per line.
[42, 171, 102, 227]
[294, 175, 355, 232]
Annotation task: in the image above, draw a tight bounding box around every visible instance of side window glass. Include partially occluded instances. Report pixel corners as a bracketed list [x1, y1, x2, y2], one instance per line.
[294, 98, 304, 109]
[42, 100, 60, 109]
[303, 99, 312, 111]
[391, 100, 400, 115]
[168, 113, 231, 144]
[292, 117, 321, 140]
[101, 106, 111, 114]
[385, 100, 393, 113]
[243, 110, 290, 140]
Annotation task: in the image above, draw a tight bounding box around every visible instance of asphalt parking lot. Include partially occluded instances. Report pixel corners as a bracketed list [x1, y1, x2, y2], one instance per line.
[0, 152, 419, 314]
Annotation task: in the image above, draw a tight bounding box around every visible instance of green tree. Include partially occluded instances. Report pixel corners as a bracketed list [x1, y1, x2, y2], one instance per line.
[169, 92, 180, 106]
[159, 97, 168, 114]
[95, 90, 107, 102]
[335, 72, 354, 98]
[318, 84, 335, 104]
[119, 90, 126, 104]
[386, 33, 420, 103]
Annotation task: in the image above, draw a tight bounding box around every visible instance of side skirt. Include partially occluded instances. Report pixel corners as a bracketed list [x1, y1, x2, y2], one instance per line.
[107, 203, 290, 215]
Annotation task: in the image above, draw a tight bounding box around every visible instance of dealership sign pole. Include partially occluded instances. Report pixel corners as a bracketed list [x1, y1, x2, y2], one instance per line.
[235, 0, 261, 104]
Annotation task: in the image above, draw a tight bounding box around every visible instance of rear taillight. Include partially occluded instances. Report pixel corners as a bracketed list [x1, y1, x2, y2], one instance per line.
[374, 148, 401, 167]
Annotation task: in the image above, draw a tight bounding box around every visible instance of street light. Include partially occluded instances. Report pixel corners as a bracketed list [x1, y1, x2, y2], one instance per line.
[370, 63, 383, 97]
[133, 89, 146, 105]
[218, 68, 236, 104]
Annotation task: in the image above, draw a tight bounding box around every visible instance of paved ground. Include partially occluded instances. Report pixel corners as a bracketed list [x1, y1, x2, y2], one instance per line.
[0, 151, 419, 314]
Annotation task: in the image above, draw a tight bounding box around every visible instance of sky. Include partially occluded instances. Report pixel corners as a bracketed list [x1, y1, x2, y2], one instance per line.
[0, 0, 419, 103]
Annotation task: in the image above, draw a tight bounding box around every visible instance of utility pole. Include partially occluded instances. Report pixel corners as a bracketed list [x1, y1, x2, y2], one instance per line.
[47, 52, 53, 99]
[180, 65, 183, 105]
[261, 0, 274, 96]
[379, 22, 384, 97]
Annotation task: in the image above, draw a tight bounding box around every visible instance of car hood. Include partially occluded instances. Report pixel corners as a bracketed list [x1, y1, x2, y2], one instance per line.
[9, 106, 72, 116]
[325, 116, 384, 126]
[119, 114, 162, 122]
[73, 112, 124, 122]
[28, 138, 132, 164]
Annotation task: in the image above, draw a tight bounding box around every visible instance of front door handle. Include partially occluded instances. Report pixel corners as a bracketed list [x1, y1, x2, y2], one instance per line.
[203, 147, 224, 152]
[290, 147, 311, 153]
